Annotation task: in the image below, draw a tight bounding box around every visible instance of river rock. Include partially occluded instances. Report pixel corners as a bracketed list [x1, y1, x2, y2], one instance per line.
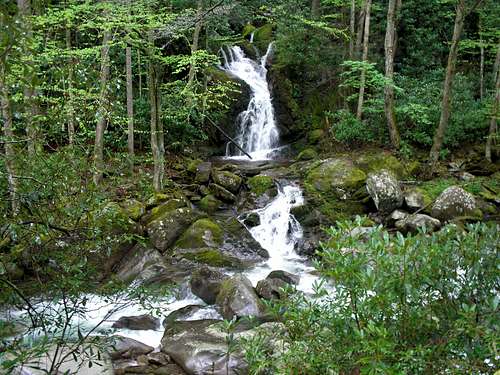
[215, 275, 267, 320]
[395, 214, 441, 234]
[199, 194, 222, 213]
[108, 336, 154, 360]
[242, 212, 260, 227]
[163, 305, 204, 328]
[195, 161, 212, 183]
[267, 270, 299, 285]
[190, 266, 228, 304]
[114, 244, 164, 284]
[256, 278, 288, 300]
[112, 314, 160, 330]
[209, 183, 237, 202]
[404, 188, 431, 212]
[147, 208, 204, 252]
[212, 170, 242, 193]
[366, 170, 403, 214]
[431, 186, 479, 221]
[386, 209, 409, 226]
[175, 219, 223, 249]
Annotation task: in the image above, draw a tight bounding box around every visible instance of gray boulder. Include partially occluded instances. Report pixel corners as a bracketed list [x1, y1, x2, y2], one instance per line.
[386, 209, 409, 227]
[114, 244, 165, 284]
[163, 305, 205, 329]
[112, 314, 160, 330]
[108, 336, 154, 360]
[431, 186, 479, 221]
[190, 267, 228, 305]
[195, 161, 212, 184]
[404, 188, 431, 212]
[209, 183, 237, 202]
[366, 170, 403, 214]
[267, 270, 299, 285]
[212, 170, 242, 193]
[256, 278, 288, 300]
[395, 214, 441, 234]
[215, 275, 267, 320]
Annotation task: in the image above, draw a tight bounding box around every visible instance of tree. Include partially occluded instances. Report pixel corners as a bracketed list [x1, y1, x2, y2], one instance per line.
[66, 27, 76, 145]
[188, 0, 204, 86]
[356, 0, 371, 120]
[384, 0, 401, 148]
[312, 0, 321, 19]
[93, 24, 112, 185]
[485, 43, 499, 162]
[429, 0, 483, 167]
[349, 0, 356, 59]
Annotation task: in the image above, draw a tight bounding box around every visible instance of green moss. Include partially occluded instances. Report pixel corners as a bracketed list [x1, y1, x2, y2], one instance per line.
[175, 218, 223, 249]
[308, 129, 324, 144]
[177, 248, 238, 268]
[148, 199, 186, 223]
[297, 148, 318, 161]
[121, 199, 145, 221]
[199, 195, 222, 213]
[187, 159, 203, 174]
[354, 152, 407, 179]
[247, 175, 275, 196]
[253, 23, 274, 50]
[242, 23, 256, 37]
[420, 178, 458, 200]
[305, 158, 366, 195]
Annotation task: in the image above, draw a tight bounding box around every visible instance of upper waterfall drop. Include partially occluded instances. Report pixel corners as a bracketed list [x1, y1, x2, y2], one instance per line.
[220, 44, 280, 160]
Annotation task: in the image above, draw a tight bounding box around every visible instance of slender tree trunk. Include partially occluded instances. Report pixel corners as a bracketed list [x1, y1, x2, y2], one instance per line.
[493, 40, 500, 88]
[126, 45, 134, 170]
[93, 28, 111, 185]
[1, 68, 19, 215]
[17, 0, 39, 155]
[312, 0, 321, 18]
[349, 0, 355, 59]
[429, 0, 466, 166]
[479, 18, 484, 101]
[486, 48, 500, 162]
[148, 34, 164, 192]
[66, 27, 75, 145]
[188, 0, 203, 86]
[384, 0, 401, 148]
[356, 0, 371, 120]
[355, 0, 366, 59]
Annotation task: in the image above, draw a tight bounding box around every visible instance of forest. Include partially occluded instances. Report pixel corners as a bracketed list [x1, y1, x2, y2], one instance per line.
[0, 0, 499, 374]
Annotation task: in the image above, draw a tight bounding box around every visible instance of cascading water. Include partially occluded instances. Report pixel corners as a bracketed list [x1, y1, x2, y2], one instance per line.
[220, 44, 280, 160]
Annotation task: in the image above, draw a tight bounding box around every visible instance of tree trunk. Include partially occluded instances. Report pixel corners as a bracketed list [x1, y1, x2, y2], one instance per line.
[355, 0, 366, 59]
[66, 27, 75, 145]
[93, 28, 111, 185]
[188, 0, 203, 86]
[384, 0, 401, 148]
[479, 18, 484, 101]
[429, 0, 466, 166]
[493, 40, 500, 88]
[0, 68, 19, 215]
[126, 45, 134, 170]
[349, 0, 355, 59]
[148, 34, 164, 192]
[17, 0, 39, 155]
[312, 0, 321, 19]
[486, 47, 500, 162]
[356, 0, 371, 120]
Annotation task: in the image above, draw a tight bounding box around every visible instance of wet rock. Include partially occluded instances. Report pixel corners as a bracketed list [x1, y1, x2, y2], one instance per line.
[190, 267, 228, 305]
[108, 336, 154, 360]
[112, 314, 160, 330]
[242, 212, 260, 227]
[267, 270, 299, 285]
[305, 158, 366, 198]
[163, 305, 205, 328]
[247, 175, 275, 196]
[366, 170, 403, 214]
[174, 248, 241, 268]
[216, 275, 266, 320]
[199, 194, 222, 213]
[147, 352, 171, 366]
[153, 364, 186, 375]
[195, 161, 212, 184]
[212, 170, 242, 194]
[431, 186, 480, 222]
[256, 278, 287, 300]
[220, 218, 269, 264]
[114, 244, 165, 284]
[147, 208, 204, 252]
[395, 214, 441, 234]
[175, 219, 223, 249]
[404, 188, 431, 212]
[209, 183, 237, 202]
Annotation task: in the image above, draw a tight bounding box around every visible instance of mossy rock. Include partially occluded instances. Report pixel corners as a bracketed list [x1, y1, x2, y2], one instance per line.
[209, 183, 237, 202]
[175, 219, 223, 249]
[212, 170, 242, 194]
[147, 199, 187, 223]
[247, 175, 275, 196]
[242, 23, 256, 37]
[175, 248, 240, 268]
[121, 199, 146, 221]
[252, 23, 274, 51]
[187, 159, 203, 174]
[146, 192, 175, 208]
[308, 129, 324, 144]
[355, 152, 407, 179]
[92, 202, 135, 234]
[305, 158, 367, 196]
[297, 148, 318, 161]
[199, 195, 222, 213]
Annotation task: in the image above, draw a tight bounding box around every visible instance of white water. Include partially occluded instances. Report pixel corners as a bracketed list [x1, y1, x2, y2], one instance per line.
[221, 44, 280, 160]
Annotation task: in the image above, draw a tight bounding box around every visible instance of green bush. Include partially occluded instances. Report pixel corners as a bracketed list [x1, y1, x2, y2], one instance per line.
[328, 109, 376, 145]
[243, 219, 499, 374]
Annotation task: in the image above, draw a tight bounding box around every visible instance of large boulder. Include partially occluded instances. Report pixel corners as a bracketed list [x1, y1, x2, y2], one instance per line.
[112, 314, 160, 330]
[199, 194, 222, 213]
[212, 170, 242, 194]
[267, 270, 300, 285]
[147, 208, 204, 252]
[121, 199, 146, 221]
[175, 219, 224, 249]
[190, 266, 228, 304]
[305, 158, 367, 198]
[255, 278, 288, 300]
[114, 244, 165, 284]
[366, 170, 403, 214]
[163, 305, 205, 329]
[431, 186, 479, 221]
[395, 214, 441, 234]
[209, 183, 237, 202]
[355, 152, 408, 179]
[215, 275, 267, 320]
[107, 336, 154, 360]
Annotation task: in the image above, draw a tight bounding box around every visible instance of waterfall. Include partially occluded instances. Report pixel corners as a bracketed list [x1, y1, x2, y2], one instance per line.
[221, 44, 280, 160]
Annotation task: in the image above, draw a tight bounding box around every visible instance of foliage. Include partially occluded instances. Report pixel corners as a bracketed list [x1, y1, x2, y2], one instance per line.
[243, 218, 500, 374]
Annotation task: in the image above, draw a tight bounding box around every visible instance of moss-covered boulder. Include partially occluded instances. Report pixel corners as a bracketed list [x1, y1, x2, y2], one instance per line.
[308, 129, 324, 144]
[147, 208, 204, 252]
[305, 158, 367, 196]
[175, 219, 224, 249]
[121, 199, 146, 221]
[431, 186, 481, 222]
[92, 202, 136, 234]
[194, 161, 212, 184]
[146, 199, 186, 224]
[355, 152, 408, 179]
[187, 159, 203, 174]
[212, 170, 242, 194]
[215, 275, 267, 320]
[209, 183, 237, 202]
[247, 175, 275, 196]
[297, 148, 318, 161]
[199, 195, 222, 213]
[252, 23, 274, 51]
